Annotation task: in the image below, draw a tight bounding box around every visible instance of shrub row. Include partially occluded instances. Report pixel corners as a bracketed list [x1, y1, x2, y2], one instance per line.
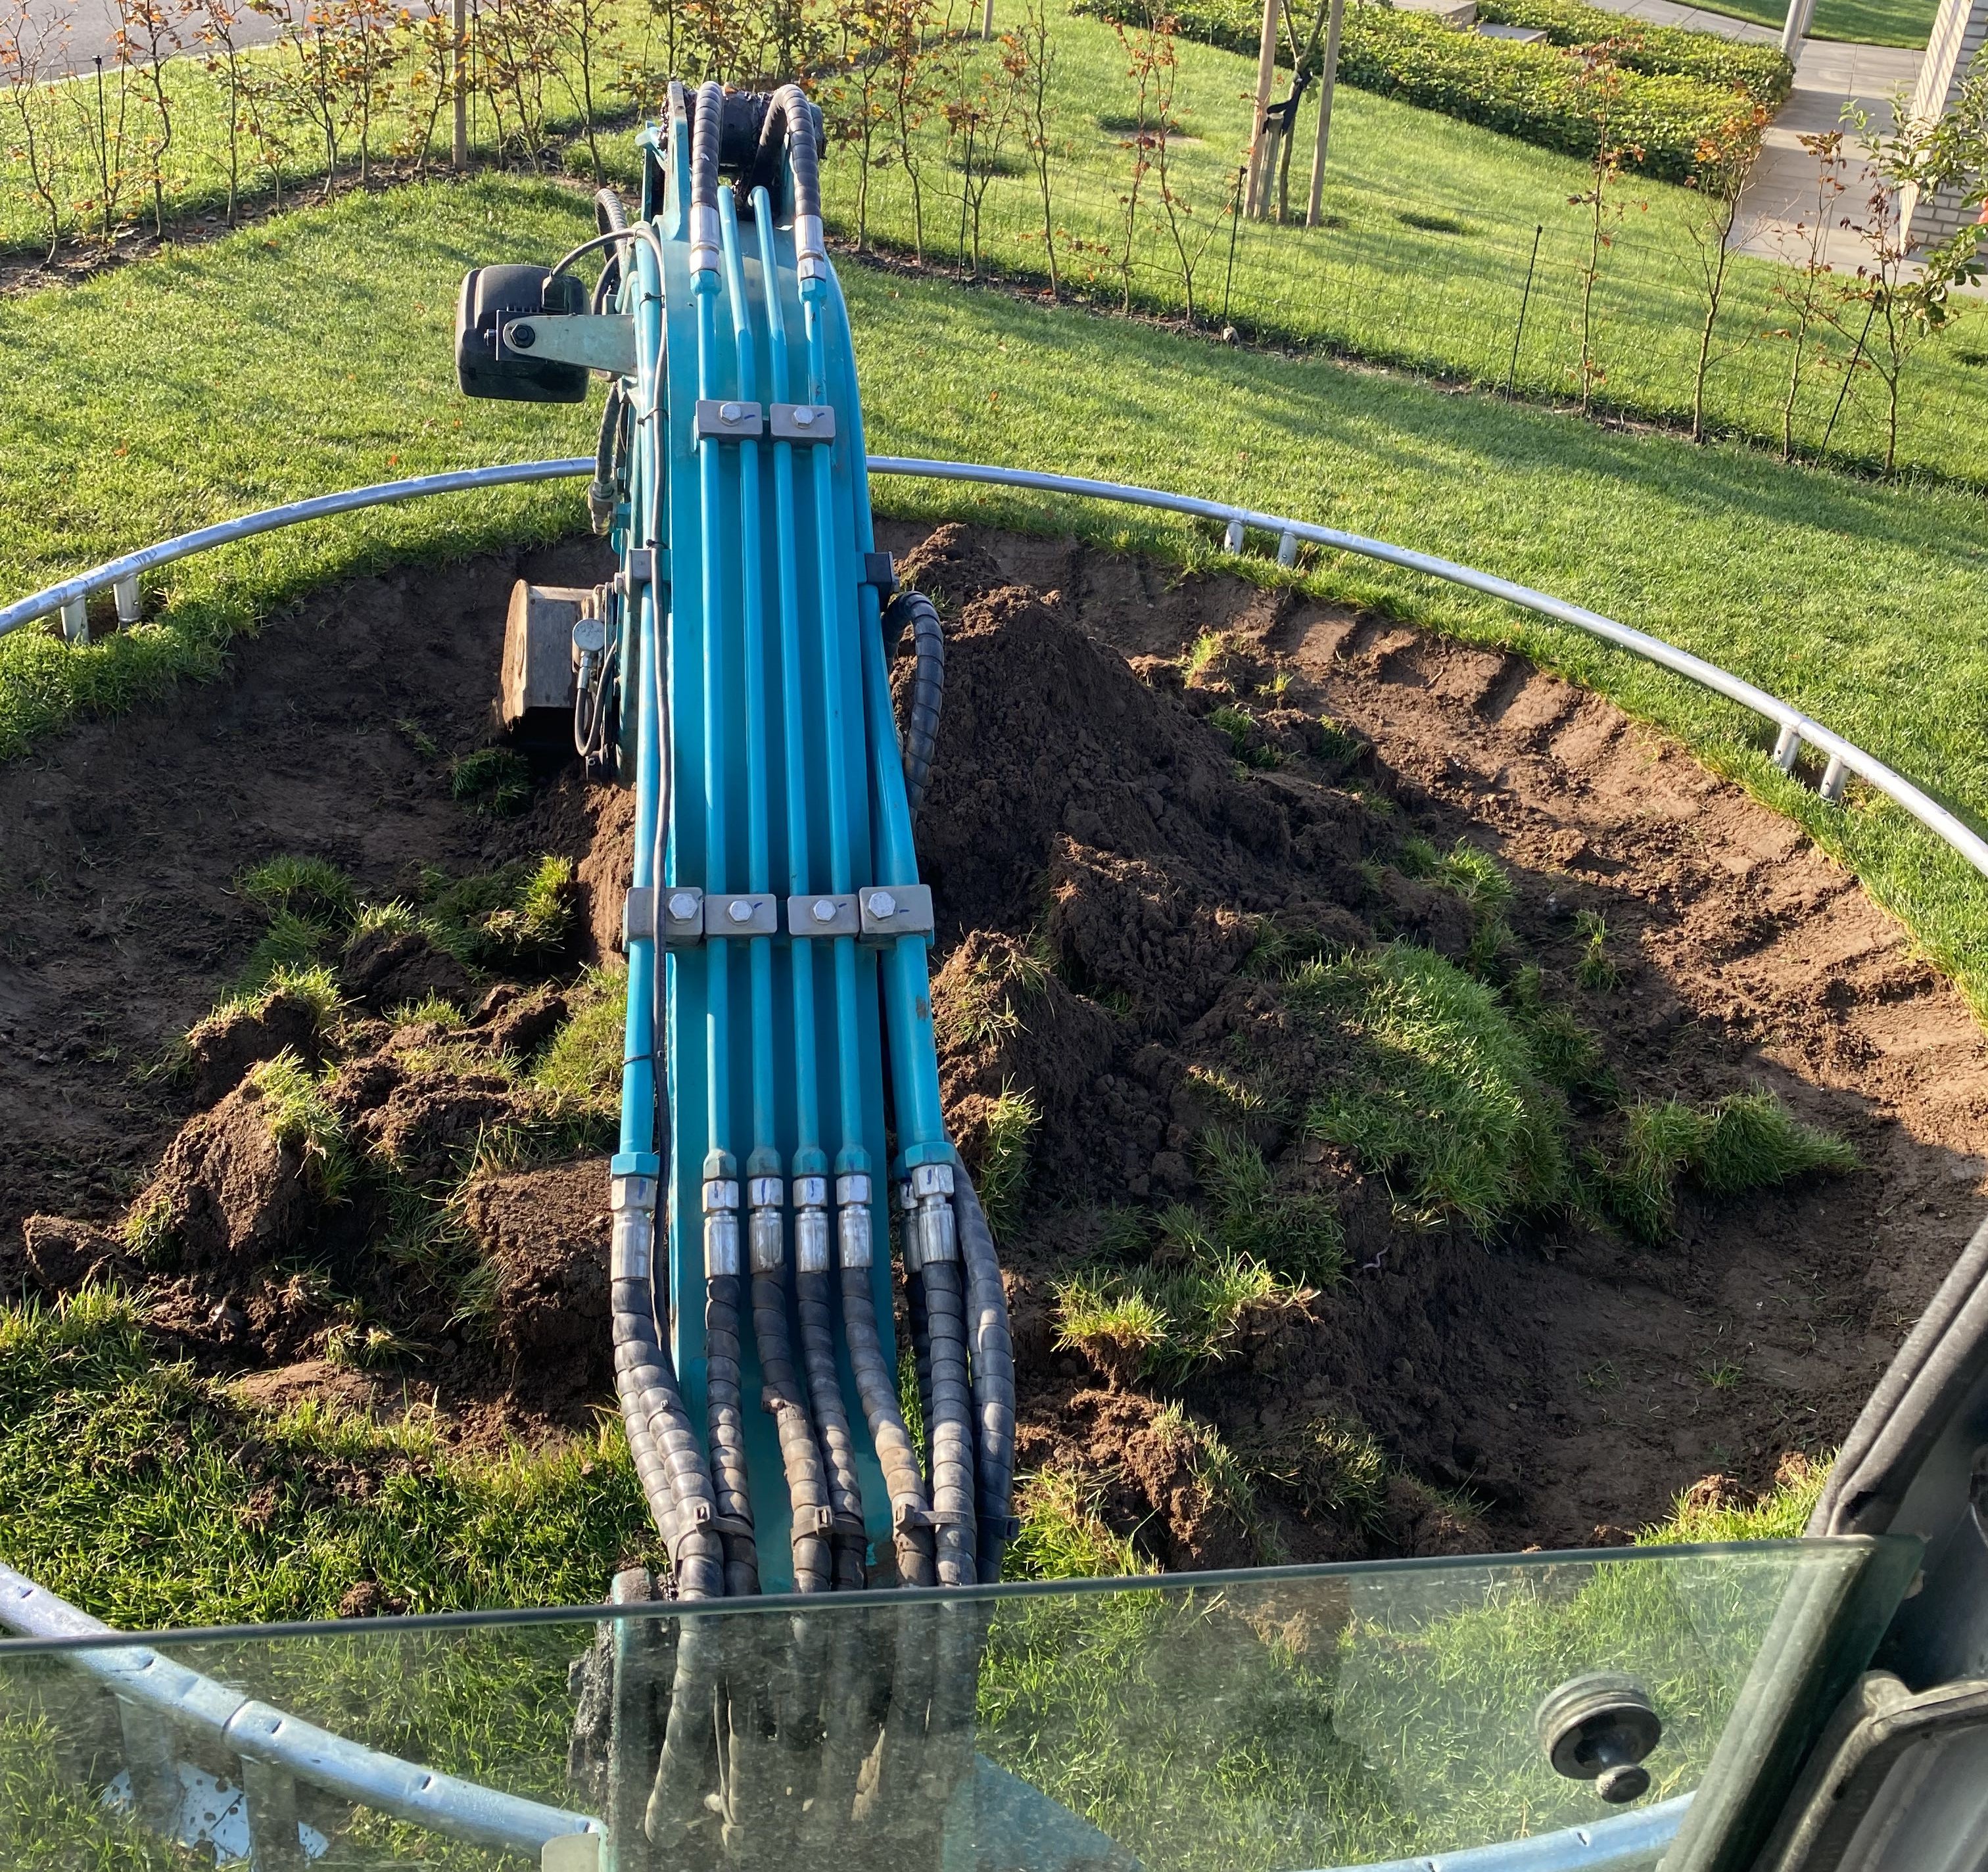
[1078, 0, 1772, 184]
[1475, 0, 1793, 107]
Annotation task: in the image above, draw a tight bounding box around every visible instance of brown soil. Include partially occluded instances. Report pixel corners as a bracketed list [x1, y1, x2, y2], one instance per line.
[5, 520, 1985, 1563]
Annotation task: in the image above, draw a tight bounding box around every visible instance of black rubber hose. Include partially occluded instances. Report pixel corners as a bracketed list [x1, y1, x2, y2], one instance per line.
[906, 1245, 933, 1477]
[840, 1257, 936, 1586]
[884, 590, 945, 818]
[918, 1256, 979, 1588]
[753, 82, 823, 223]
[795, 1266, 869, 1588]
[595, 183, 628, 232]
[644, 1612, 721, 1853]
[751, 1261, 833, 1592]
[955, 1171, 1016, 1583]
[691, 80, 723, 215]
[611, 1225, 725, 1601]
[704, 1272, 761, 1597]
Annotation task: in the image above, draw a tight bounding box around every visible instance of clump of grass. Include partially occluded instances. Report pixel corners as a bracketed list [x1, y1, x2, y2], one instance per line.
[1005, 1468, 1152, 1581]
[352, 899, 421, 939]
[1298, 941, 1567, 1234]
[1198, 1129, 1346, 1287]
[1506, 965, 1617, 1100]
[937, 932, 1056, 1052]
[1056, 1276, 1168, 1382]
[237, 855, 356, 925]
[1241, 912, 1347, 980]
[120, 1194, 178, 1273]
[424, 856, 579, 966]
[1206, 703, 1283, 770]
[534, 967, 628, 1104]
[1150, 1403, 1281, 1564]
[448, 746, 533, 817]
[1314, 715, 1366, 763]
[1597, 1089, 1858, 1244]
[1400, 835, 1515, 979]
[1644, 1451, 1830, 1544]
[323, 1321, 417, 1371]
[897, 1340, 926, 1457]
[1181, 630, 1224, 682]
[1574, 908, 1619, 990]
[1257, 1413, 1391, 1528]
[248, 1049, 353, 1202]
[977, 1081, 1041, 1239]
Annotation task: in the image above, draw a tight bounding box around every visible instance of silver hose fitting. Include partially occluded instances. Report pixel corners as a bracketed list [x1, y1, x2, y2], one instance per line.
[836, 1172, 872, 1270]
[703, 1177, 740, 1277]
[794, 1175, 830, 1273]
[795, 212, 828, 283]
[747, 1176, 784, 1274]
[690, 202, 722, 276]
[611, 1175, 659, 1280]
[898, 1177, 922, 1273]
[912, 1161, 958, 1265]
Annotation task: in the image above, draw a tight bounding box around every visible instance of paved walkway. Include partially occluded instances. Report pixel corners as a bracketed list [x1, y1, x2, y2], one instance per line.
[1588, 0, 1926, 266]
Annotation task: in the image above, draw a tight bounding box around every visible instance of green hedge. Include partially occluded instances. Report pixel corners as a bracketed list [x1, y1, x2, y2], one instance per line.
[1476, 0, 1794, 105]
[1079, 0, 1771, 183]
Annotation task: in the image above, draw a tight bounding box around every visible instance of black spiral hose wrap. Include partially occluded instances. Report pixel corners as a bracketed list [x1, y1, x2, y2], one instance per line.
[918, 1255, 979, 1588]
[886, 589, 946, 818]
[703, 1272, 761, 1598]
[839, 1221, 937, 1586]
[750, 1259, 834, 1592]
[955, 1172, 1017, 1582]
[795, 1265, 870, 1589]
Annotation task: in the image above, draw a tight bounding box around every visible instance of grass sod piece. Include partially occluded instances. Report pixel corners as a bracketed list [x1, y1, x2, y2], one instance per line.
[1295, 942, 1570, 1232]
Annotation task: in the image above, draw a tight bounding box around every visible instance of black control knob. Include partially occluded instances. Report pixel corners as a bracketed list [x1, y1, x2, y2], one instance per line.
[1536, 1673, 1662, 1804]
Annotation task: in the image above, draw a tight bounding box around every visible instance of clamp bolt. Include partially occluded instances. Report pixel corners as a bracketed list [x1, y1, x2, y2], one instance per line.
[720, 402, 742, 422]
[793, 406, 815, 426]
[866, 890, 897, 919]
[811, 899, 838, 924]
[728, 899, 754, 924]
[511, 322, 536, 348]
[669, 891, 700, 921]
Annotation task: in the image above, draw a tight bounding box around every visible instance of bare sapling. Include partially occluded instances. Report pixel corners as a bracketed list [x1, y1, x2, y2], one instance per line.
[1009, 0, 1056, 293]
[116, 0, 184, 239]
[1567, 43, 1639, 415]
[1832, 76, 1988, 472]
[939, 12, 1018, 279]
[1, 0, 68, 260]
[1768, 130, 1846, 461]
[1111, 8, 1167, 313]
[1684, 100, 1766, 441]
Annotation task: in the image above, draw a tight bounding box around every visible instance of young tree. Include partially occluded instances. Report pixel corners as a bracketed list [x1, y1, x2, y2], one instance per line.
[1111, 8, 1170, 312]
[1006, 0, 1056, 293]
[549, 0, 617, 181]
[1833, 75, 1988, 471]
[70, 50, 134, 244]
[939, 21, 1018, 278]
[1567, 44, 1638, 415]
[823, 0, 901, 249]
[1, 0, 68, 260]
[117, 0, 185, 239]
[401, 0, 460, 172]
[193, 0, 249, 222]
[884, 0, 937, 261]
[1767, 129, 1847, 462]
[1150, 24, 1216, 318]
[1682, 100, 1766, 442]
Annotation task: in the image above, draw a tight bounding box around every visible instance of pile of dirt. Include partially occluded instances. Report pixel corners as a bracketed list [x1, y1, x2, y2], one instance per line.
[4, 520, 1985, 1562]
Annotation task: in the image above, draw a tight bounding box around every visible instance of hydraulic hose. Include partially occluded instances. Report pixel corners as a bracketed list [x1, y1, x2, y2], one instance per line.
[840, 1182, 936, 1587]
[884, 588, 945, 818]
[955, 1169, 1016, 1583]
[689, 81, 723, 273]
[797, 1261, 869, 1589]
[753, 83, 825, 280]
[918, 1255, 978, 1589]
[753, 1257, 832, 1591]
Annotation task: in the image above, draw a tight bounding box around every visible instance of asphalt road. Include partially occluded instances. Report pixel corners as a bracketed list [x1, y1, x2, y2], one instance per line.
[7, 0, 278, 80]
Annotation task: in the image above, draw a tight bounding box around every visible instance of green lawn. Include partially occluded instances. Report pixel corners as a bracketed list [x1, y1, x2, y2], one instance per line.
[1690, 0, 1939, 48]
[4, 177, 1986, 1014]
[779, 1, 1984, 485]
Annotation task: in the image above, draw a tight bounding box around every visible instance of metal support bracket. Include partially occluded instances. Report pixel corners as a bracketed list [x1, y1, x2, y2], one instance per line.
[788, 892, 859, 939]
[769, 402, 836, 442]
[621, 548, 657, 596]
[863, 551, 897, 595]
[694, 399, 765, 440]
[1223, 517, 1244, 555]
[1773, 724, 1802, 772]
[1277, 529, 1298, 567]
[498, 314, 638, 377]
[113, 573, 141, 624]
[859, 884, 935, 945]
[704, 892, 778, 937]
[60, 594, 88, 644]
